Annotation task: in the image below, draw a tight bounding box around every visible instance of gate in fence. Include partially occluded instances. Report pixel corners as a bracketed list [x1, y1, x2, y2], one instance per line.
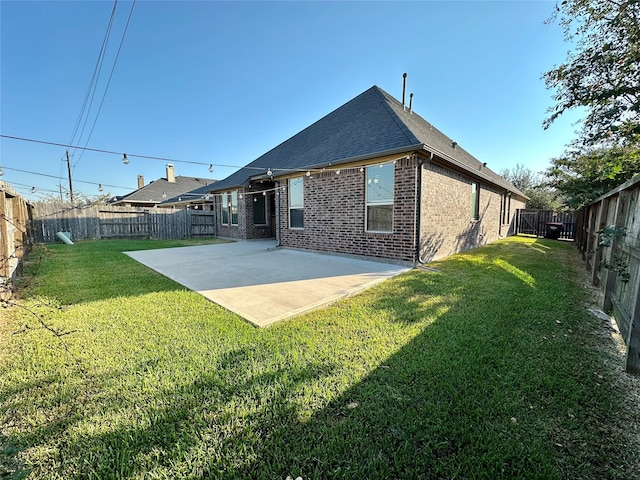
[515, 209, 576, 240]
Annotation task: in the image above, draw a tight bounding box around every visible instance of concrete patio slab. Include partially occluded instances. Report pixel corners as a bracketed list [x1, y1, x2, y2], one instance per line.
[125, 240, 410, 327]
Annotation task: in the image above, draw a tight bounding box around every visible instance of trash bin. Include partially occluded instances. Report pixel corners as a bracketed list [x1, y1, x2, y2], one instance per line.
[545, 222, 563, 240]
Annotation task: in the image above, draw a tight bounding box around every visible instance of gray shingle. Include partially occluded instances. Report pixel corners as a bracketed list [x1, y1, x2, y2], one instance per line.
[210, 86, 525, 197]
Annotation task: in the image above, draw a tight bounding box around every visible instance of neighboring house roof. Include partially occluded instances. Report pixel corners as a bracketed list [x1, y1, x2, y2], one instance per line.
[159, 181, 218, 207]
[110, 176, 216, 206]
[210, 85, 526, 198]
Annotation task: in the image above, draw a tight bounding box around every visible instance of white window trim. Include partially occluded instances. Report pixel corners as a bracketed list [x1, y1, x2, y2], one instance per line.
[288, 177, 304, 230]
[365, 165, 394, 233]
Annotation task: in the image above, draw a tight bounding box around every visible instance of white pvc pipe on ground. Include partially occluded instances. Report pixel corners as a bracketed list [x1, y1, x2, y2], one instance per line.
[55, 231, 74, 245]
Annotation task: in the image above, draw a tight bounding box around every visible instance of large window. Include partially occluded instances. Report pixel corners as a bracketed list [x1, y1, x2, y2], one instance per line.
[221, 192, 229, 225]
[253, 194, 267, 225]
[230, 191, 238, 225]
[221, 191, 238, 226]
[471, 182, 480, 220]
[289, 177, 304, 229]
[366, 163, 394, 232]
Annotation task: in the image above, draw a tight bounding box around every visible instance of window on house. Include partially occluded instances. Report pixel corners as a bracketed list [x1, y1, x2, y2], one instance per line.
[366, 163, 394, 232]
[289, 177, 304, 229]
[253, 194, 267, 225]
[231, 190, 238, 225]
[471, 182, 480, 220]
[221, 192, 229, 225]
[501, 192, 511, 224]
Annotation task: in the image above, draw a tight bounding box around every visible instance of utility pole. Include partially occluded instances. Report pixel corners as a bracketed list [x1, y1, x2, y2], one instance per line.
[66, 150, 74, 203]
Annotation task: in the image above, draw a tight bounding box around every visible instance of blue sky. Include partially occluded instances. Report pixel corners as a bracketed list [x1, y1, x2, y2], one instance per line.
[1, 0, 583, 201]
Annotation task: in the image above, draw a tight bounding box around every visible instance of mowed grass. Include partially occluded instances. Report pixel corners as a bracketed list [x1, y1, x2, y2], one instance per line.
[1, 237, 638, 479]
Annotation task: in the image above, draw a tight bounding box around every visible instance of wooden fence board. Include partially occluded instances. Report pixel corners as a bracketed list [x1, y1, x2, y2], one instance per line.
[515, 209, 576, 240]
[576, 175, 640, 373]
[33, 203, 215, 242]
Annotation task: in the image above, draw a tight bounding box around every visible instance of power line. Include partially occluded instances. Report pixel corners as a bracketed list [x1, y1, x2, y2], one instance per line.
[1, 166, 131, 189]
[0, 134, 267, 170]
[68, 0, 119, 153]
[75, 0, 137, 167]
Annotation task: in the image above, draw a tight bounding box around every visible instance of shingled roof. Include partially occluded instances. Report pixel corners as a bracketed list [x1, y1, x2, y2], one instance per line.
[210, 85, 525, 197]
[110, 175, 216, 206]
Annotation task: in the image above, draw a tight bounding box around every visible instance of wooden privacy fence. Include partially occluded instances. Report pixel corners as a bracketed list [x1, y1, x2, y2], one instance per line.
[0, 185, 34, 283]
[575, 175, 640, 373]
[515, 209, 576, 240]
[33, 203, 216, 242]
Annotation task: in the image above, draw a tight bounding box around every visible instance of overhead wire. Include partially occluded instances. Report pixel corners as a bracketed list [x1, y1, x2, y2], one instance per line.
[74, 0, 137, 167]
[68, 0, 119, 157]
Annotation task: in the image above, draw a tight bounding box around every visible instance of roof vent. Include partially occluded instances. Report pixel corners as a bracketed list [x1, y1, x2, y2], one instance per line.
[409, 93, 413, 113]
[402, 73, 407, 108]
[451, 141, 457, 149]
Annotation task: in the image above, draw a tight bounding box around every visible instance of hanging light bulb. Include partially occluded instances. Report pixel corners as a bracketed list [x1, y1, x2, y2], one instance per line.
[162, 192, 167, 199]
[98, 184, 103, 192]
[262, 191, 266, 196]
[267, 168, 273, 176]
[306, 170, 311, 177]
[31, 186, 36, 193]
[336, 170, 341, 175]
[122, 153, 129, 164]
[208, 164, 213, 173]
[359, 166, 364, 173]
[0, 166, 4, 176]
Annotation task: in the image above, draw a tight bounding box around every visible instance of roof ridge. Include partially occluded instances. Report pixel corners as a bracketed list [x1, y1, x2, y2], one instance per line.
[371, 86, 421, 146]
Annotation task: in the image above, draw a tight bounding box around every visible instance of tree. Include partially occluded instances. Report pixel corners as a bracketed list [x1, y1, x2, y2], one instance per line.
[546, 146, 640, 210]
[500, 163, 562, 210]
[543, 0, 640, 147]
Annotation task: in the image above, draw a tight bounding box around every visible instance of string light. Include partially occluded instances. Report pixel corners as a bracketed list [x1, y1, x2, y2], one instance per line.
[122, 153, 129, 164]
[208, 164, 213, 173]
[98, 184, 103, 192]
[267, 168, 273, 176]
[0, 166, 4, 176]
[31, 186, 36, 193]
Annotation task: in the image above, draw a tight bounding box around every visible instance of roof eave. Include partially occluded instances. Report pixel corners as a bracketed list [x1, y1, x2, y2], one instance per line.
[255, 144, 426, 180]
[419, 145, 528, 199]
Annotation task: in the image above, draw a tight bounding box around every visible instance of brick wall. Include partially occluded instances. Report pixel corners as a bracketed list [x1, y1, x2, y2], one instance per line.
[419, 161, 523, 262]
[278, 157, 418, 262]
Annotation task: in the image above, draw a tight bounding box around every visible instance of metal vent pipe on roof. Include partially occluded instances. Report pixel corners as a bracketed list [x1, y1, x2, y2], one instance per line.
[409, 93, 413, 113]
[402, 73, 407, 107]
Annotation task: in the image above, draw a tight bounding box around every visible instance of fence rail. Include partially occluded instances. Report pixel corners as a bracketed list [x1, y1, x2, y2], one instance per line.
[575, 175, 640, 374]
[33, 203, 216, 242]
[515, 209, 576, 240]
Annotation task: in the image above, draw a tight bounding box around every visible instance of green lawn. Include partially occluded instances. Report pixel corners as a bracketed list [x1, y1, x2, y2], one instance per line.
[1, 237, 638, 479]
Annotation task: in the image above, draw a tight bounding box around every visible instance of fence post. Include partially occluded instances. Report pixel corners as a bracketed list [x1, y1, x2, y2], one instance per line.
[626, 279, 640, 373]
[603, 193, 625, 311]
[590, 199, 607, 286]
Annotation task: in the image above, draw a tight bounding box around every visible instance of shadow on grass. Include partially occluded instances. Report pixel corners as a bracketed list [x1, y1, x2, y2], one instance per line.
[3, 238, 635, 479]
[25, 240, 227, 305]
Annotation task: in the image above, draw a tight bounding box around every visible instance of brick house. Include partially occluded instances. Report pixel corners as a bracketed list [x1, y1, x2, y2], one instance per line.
[205, 85, 526, 263]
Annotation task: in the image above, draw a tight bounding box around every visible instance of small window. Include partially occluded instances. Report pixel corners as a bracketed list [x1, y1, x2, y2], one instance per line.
[289, 177, 304, 229]
[471, 182, 480, 220]
[366, 163, 394, 232]
[221, 192, 229, 225]
[231, 191, 238, 225]
[253, 194, 267, 225]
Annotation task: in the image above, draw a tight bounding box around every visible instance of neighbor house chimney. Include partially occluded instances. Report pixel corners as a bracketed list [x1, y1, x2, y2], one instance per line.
[137, 175, 144, 189]
[166, 164, 175, 183]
